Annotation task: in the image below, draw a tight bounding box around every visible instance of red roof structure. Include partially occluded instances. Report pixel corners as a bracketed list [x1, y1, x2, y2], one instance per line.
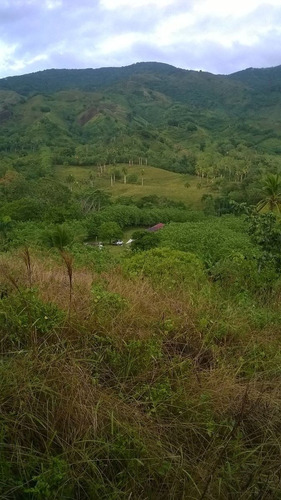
[147, 223, 165, 232]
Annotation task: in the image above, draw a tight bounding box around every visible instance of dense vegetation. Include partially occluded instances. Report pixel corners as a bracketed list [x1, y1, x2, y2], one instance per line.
[1, 63, 281, 498]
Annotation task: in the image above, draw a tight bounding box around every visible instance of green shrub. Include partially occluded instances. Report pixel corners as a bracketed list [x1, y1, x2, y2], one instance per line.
[24, 457, 72, 499]
[105, 338, 162, 378]
[159, 216, 255, 266]
[131, 230, 160, 251]
[123, 247, 206, 289]
[91, 282, 128, 320]
[127, 173, 139, 184]
[211, 251, 277, 296]
[43, 225, 73, 250]
[0, 288, 65, 348]
[98, 221, 123, 243]
[40, 106, 51, 113]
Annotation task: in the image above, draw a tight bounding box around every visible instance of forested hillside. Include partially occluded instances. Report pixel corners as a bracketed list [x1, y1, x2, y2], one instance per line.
[2, 63, 281, 499]
[1, 62, 281, 166]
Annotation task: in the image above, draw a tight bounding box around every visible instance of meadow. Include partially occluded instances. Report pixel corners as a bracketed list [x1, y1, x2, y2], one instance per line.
[55, 164, 210, 208]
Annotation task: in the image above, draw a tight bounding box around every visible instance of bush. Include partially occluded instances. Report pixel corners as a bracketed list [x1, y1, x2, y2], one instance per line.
[43, 225, 73, 250]
[0, 288, 65, 349]
[92, 282, 128, 321]
[2, 198, 46, 222]
[159, 216, 255, 266]
[131, 230, 160, 251]
[123, 247, 205, 288]
[211, 252, 277, 296]
[127, 173, 139, 184]
[98, 221, 122, 243]
[40, 106, 51, 113]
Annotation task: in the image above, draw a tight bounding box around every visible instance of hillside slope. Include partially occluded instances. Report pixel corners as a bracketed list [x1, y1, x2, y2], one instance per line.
[0, 62, 281, 165]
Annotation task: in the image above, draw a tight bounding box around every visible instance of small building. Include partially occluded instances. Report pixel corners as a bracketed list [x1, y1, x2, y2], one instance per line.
[147, 223, 165, 232]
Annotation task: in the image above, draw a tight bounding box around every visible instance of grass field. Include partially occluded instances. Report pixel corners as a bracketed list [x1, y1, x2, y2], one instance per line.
[55, 164, 211, 207]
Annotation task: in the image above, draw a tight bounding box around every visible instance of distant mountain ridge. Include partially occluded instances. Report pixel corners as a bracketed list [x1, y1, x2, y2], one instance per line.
[1, 61, 281, 95]
[229, 65, 281, 91]
[0, 61, 281, 164]
[0, 63, 184, 95]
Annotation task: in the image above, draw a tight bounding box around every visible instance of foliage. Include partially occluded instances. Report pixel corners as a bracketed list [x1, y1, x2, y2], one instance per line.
[1, 63, 281, 175]
[0, 216, 12, 239]
[1, 197, 46, 221]
[70, 243, 115, 271]
[0, 288, 64, 349]
[131, 229, 160, 251]
[257, 173, 281, 213]
[24, 457, 71, 499]
[0, 240, 281, 498]
[98, 221, 123, 243]
[43, 225, 73, 250]
[127, 173, 139, 184]
[248, 212, 281, 269]
[158, 216, 255, 266]
[123, 247, 205, 288]
[92, 282, 128, 322]
[211, 251, 277, 295]
[6, 221, 49, 249]
[2, 63, 281, 499]
[79, 188, 111, 214]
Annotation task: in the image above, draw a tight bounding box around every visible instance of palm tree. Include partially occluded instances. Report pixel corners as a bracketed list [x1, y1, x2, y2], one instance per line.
[141, 168, 144, 187]
[257, 174, 281, 214]
[122, 166, 128, 184]
[44, 226, 72, 251]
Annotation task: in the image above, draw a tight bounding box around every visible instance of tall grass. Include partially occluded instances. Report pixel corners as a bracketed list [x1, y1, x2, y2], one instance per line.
[60, 250, 73, 319]
[21, 246, 33, 288]
[1, 250, 281, 498]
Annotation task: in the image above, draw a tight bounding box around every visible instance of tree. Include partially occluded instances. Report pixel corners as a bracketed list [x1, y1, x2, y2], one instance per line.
[257, 174, 281, 214]
[98, 222, 122, 243]
[0, 170, 29, 200]
[66, 174, 75, 191]
[122, 166, 128, 184]
[3, 197, 45, 221]
[201, 194, 215, 215]
[127, 173, 138, 184]
[88, 172, 95, 187]
[40, 146, 53, 175]
[131, 230, 159, 252]
[248, 212, 281, 269]
[113, 168, 121, 181]
[0, 216, 12, 240]
[80, 189, 111, 214]
[35, 178, 71, 208]
[43, 225, 73, 250]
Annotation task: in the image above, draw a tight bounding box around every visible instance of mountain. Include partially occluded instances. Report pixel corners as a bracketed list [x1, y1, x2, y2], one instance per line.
[229, 64, 281, 92]
[0, 62, 281, 167]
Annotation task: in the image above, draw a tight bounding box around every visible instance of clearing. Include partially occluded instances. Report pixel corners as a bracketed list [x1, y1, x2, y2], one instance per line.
[55, 164, 211, 207]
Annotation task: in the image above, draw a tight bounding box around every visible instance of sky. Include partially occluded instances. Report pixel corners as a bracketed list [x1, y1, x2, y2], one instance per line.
[0, 0, 281, 78]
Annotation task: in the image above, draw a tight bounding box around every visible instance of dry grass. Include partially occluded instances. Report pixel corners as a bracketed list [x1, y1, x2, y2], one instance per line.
[1, 249, 281, 498]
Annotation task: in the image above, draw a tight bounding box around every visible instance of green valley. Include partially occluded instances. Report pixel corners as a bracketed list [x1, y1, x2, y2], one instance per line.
[1, 62, 281, 499]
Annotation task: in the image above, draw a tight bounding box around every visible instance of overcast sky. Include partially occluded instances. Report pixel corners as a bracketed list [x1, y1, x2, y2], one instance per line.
[0, 0, 281, 78]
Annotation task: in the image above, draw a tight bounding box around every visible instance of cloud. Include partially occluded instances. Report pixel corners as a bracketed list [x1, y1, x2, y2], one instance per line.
[0, 0, 280, 77]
